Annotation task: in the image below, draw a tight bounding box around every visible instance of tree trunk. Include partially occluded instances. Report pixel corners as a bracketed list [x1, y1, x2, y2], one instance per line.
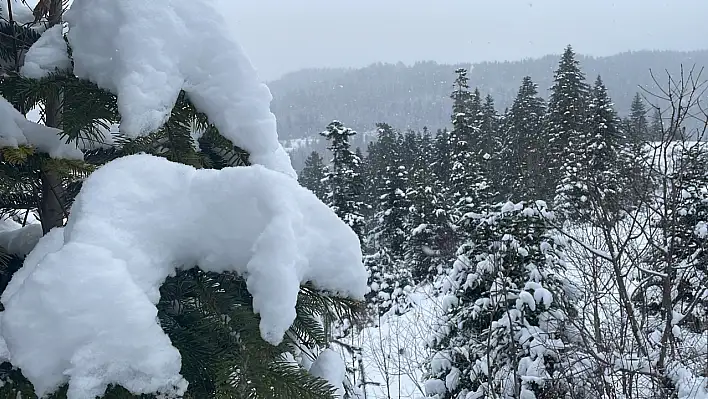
[38, 0, 66, 234]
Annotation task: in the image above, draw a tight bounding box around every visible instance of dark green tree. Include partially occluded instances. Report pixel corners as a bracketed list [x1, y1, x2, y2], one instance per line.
[320, 120, 366, 241]
[299, 151, 328, 201]
[555, 76, 627, 222]
[365, 123, 411, 315]
[404, 129, 454, 283]
[501, 76, 546, 201]
[447, 70, 491, 228]
[544, 45, 589, 199]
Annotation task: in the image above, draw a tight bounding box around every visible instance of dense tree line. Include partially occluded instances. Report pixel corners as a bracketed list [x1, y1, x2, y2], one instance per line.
[300, 45, 708, 399]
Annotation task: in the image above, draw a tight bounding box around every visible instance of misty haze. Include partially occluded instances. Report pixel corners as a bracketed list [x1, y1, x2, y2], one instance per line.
[0, 1, 707, 399]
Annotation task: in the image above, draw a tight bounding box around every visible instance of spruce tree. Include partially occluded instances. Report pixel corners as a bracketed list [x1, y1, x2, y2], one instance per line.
[426, 202, 575, 399]
[320, 120, 366, 242]
[447, 70, 491, 228]
[299, 151, 329, 201]
[545, 45, 589, 200]
[626, 93, 650, 143]
[365, 123, 411, 315]
[432, 128, 452, 187]
[555, 76, 627, 222]
[622, 93, 652, 205]
[501, 77, 546, 201]
[478, 94, 501, 203]
[448, 68, 475, 211]
[0, 5, 355, 398]
[404, 128, 453, 283]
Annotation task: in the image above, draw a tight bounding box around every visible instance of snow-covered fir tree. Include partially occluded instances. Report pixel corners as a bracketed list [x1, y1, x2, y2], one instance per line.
[555, 75, 628, 222]
[404, 128, 454, 283]
[479, 94, 502, 203]
[620, 93, 653, 203]
[300, 150, 329, 201]
[425, 201, 575, 399]
[447, 69, 492, 228]
[365, 123, 412, 315]
[321, 120, 366, 241]
[501, 76, 546, 201]
[545, 45, 590, 201]
[0, 1, 366, 398]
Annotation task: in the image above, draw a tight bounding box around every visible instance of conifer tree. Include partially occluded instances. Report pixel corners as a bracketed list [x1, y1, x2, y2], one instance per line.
[426, 202, 575, 399]
[622, 93, 652, 204]
[404, 128, 453, 282]
[545, 45, 589, 200]
[432, 128, 452, 187]
[365, 123, 411, 315]
[501, 76, 546, 201]
[321, 120, 366, 241]
[447, 70, 491, 228]
[478, 94, 501, 203]
[299, 151, 329, 201]
[626, 93, 650, 143]
[0, 5, 355, 398]
[555, 76, 627, 221]
[448, 68, 475, 210]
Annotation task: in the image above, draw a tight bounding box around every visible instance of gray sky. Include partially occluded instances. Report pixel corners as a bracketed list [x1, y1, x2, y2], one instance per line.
[223, 0, 708, 81]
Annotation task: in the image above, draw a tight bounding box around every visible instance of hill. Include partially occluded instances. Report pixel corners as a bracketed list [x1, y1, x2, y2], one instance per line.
[270, 50, 708, 144]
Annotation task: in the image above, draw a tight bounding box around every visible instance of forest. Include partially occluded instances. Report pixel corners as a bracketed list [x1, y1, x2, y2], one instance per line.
[0, 0, 707, 398]
[298, 46, 708, 399]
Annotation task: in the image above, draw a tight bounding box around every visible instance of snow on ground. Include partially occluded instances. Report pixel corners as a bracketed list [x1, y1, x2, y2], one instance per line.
[0, 95, 83, 159]
[344, 284, 444, 399]
[64, 0, 296, 178]
[0, 154, 366, 399]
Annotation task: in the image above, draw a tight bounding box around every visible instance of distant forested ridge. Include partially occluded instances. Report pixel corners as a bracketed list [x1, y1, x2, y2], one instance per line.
[270, 50, 708, 142]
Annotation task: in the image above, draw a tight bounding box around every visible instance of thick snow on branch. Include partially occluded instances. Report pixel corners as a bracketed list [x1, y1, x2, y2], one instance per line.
[0, 154, 366, 399]
[20, 24, 71, 79]
[0, 95, 83, 159]
[0, 218, 42, 257]
[64, 0, 296, 178]
[310, 349, 346, 398]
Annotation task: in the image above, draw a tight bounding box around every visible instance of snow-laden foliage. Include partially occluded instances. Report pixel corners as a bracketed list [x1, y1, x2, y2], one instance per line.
[321, 120, 366, 241]
[425, 201, 576, 399]
[546, 45, 590, 200]
[20, 24, 70, 79]
[0, 154, 366, 399]
[299, 151, 330, 201]
[64, 0, 295, 177]
[310, 349, 347, 398]
[0, 95, 83, 159]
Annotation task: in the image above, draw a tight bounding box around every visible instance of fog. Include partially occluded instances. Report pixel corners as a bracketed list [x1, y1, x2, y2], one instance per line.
[224, 0, 708, 80]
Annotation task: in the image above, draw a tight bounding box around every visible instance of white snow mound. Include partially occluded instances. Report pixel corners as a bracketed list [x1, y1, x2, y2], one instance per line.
[309, 349, 346, 398]
[64, 0, 296, 178]
[0, 95, 83, 159]
[0, 154, 366, 399]
[20, 24, 71, 79]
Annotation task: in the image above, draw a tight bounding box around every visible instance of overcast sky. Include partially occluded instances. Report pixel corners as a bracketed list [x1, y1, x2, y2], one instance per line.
[223, 0, 708, 81]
